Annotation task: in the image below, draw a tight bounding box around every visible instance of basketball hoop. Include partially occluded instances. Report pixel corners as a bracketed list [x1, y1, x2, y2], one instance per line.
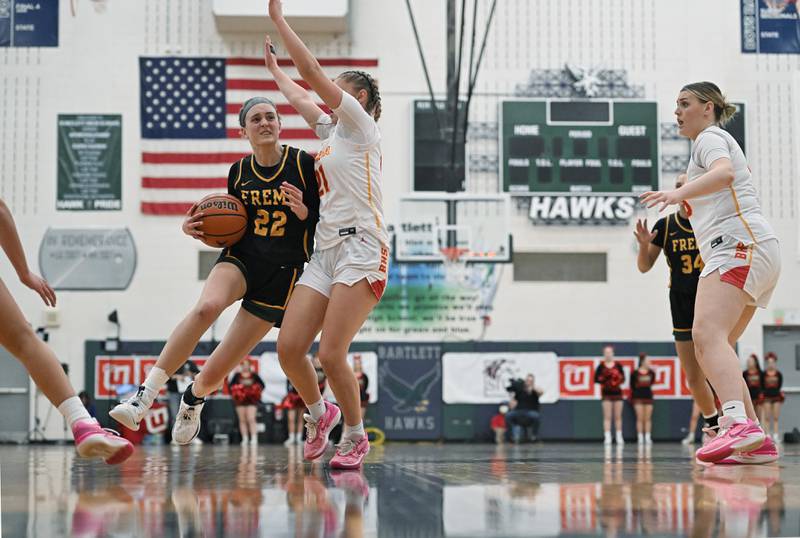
[440, 247, 471, 286]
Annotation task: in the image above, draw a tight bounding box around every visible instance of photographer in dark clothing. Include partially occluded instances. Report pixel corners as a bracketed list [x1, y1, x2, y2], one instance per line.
[505, 374, 543, 443]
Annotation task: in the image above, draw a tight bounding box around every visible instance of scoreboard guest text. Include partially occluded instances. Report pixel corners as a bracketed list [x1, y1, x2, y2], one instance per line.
[500, 99, 660, 196]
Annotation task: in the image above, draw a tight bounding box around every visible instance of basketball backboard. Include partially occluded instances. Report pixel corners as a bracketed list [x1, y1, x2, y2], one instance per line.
[393, 193, 512, 263]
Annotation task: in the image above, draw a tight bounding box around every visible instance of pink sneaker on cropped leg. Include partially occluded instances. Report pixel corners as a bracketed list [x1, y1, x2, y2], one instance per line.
[718, 435, 779, 465]
[695, 416, 765, 464]
[330, 434, 370, 470]
[73, 419, 134, 465]
[303, 401, 341, 461]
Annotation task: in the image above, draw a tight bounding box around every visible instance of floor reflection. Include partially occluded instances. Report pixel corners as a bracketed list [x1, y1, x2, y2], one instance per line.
[1, 443, 798, 537]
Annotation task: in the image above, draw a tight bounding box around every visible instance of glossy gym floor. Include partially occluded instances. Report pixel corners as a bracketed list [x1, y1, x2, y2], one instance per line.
[1, 442, 798, 537]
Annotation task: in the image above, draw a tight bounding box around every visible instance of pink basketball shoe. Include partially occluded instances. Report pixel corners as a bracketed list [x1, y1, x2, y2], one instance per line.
[695, 416, 765, 464]
[330, 434, 370, 470]
[718, 435, 779, 465]
[73, 419, 134, 465]
[303, 401, 341, 461]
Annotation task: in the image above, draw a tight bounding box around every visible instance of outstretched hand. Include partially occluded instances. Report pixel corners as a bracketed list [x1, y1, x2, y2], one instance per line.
[268, 0, 283, 21]
[639, 189, 682, 213]
[21, 271, 56, 307]
[633, 218, 657, 248]
[280, 182, 308, 221]
[264, 35, 279, 71]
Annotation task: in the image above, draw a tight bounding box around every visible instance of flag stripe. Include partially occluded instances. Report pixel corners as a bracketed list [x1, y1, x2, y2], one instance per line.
[227, 57, 379, 68]
[227, 79, 312, 91]
[143, 152, 249, 164]
[225, 103, 330, 115]
[225, 128, 316, 139]
[142, 177, 228, 189]
[142, 202, 195, 215]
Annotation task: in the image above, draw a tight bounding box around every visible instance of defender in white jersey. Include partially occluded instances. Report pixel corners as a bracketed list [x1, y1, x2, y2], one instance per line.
[266, 1, 388, 470]
[641, 82, 780, 464]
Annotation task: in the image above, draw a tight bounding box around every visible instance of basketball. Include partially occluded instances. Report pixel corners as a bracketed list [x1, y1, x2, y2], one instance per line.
[194, 194, 247, 248]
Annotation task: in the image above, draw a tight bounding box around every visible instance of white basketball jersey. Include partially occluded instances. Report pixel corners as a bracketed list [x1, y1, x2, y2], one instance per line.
[685, 126, 776, 262]
[313, 91, 389, 250]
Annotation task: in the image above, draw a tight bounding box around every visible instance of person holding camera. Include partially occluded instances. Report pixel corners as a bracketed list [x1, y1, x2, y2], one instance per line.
[504, 374, 543, 443]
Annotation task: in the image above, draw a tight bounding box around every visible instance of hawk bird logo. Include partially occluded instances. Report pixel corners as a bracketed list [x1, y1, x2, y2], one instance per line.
[379, 362, 441, 413]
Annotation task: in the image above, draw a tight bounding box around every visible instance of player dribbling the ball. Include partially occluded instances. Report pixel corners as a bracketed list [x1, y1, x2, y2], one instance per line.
[110, 97, 319, 444]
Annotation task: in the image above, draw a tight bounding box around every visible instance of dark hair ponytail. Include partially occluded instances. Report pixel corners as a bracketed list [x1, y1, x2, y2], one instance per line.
[337, 70, 381, 122]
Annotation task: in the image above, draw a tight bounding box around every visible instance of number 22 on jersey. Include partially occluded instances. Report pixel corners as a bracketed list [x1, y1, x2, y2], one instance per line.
[254, 210, 287, 237]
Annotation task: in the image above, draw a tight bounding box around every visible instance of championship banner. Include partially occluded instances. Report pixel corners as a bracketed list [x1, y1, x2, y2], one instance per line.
[0, 0, 59, 48]
[558, 357, 686, 399]
[57, 114, 123, 210]
[741, 0, 800, 54]
[258, 352, 379, 404]
[93, 355, 260, 400]
[442, 352, 559, 404]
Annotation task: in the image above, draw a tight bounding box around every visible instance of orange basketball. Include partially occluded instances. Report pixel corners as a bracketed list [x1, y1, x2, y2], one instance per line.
[194, 194, 247, 248]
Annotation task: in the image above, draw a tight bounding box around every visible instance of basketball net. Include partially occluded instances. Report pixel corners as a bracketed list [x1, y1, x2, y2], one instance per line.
[440, 247, 471, 286]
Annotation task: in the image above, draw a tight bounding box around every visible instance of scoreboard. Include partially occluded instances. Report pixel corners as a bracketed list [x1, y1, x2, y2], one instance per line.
[500, 99, 659, 195]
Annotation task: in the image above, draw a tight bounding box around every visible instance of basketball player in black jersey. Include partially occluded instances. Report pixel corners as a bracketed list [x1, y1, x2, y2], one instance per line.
[110, 97, 319, 444]
[634, 174, 721, 438]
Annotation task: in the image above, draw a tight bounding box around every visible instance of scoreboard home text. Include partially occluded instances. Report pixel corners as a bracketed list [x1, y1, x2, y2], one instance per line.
[500, 99, 659, 196]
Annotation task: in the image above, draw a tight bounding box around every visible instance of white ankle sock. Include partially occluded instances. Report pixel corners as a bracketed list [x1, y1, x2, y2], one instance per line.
[143, 367, 170, 400]
[308, 399, 326, 421]
[58, 396, 91, 428]
[721, 400, 747, 423]
[343, 422, 365, 440]
[295, 432, 303, 442]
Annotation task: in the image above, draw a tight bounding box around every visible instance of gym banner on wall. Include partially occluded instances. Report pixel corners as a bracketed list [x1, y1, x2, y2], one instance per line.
[442, 352, 560, 404]
[377, 344, 443, 440]
[0, 0, 59, 47]
[741, 0, 800, 54]
[57, 114, 122, 210]
[558, 357, 691, 399]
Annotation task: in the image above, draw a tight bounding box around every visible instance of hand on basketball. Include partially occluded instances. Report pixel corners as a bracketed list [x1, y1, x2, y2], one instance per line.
[633, 218, 657, 248]
[21, 271, 56, 307]
[280, 182, 308, 220]
[639, 189, 682, 212]
[264, 35, 278, 72]
[182, 204, 205, 240]
[268, 0, 284, 21]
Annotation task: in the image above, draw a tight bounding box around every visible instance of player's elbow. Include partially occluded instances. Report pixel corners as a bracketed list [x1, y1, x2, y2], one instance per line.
[296, 59, 324, 83]
[719, 164, 735, 186]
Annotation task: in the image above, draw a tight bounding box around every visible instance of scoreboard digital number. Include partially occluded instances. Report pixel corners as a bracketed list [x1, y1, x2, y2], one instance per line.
[500, 99, 659, 195]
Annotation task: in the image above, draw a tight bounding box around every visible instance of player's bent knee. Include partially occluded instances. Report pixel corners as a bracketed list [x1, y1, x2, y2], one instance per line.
[191, 300, 226, 326]
[2, 326, 41, 363]
[276, 338, 306, 364]
[316, 348, 346, 370]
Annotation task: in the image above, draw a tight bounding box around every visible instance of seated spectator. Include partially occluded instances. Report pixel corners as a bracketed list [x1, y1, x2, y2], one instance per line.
[505, 374, 543, 443]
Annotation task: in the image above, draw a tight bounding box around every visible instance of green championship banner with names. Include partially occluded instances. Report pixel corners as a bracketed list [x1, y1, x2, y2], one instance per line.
[57, 114, 122, 211]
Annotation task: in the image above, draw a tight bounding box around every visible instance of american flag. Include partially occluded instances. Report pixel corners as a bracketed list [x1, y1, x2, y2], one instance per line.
[139, 56, 379, 215]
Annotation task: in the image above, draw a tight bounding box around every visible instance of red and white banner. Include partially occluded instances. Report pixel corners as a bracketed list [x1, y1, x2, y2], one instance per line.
[558, 356, 689, 400]
[94, 355, 259, 399]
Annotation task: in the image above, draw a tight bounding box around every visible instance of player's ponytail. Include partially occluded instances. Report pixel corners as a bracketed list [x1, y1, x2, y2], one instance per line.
[338, 70, 381, 122]
[681, 82, 736, 127]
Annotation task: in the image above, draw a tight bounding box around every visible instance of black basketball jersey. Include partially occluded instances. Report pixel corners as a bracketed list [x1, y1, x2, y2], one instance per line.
[651, 212, 703, 293]
[227, 146, 319, 265]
